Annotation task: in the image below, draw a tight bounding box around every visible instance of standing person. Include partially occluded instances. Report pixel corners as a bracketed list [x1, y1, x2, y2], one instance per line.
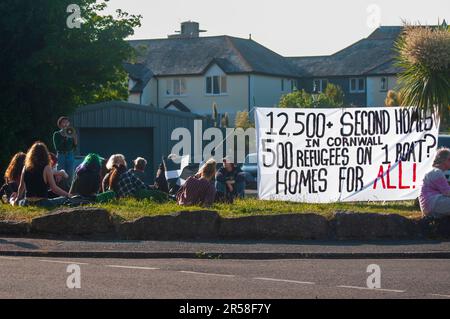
[11, 142, 69, 207]
[0, 152, 26, 203]
[419, 147, 450, 218]
[176, 159, 216, 207]
[215, 157, 246, 202]
[53, 116, 77, 182]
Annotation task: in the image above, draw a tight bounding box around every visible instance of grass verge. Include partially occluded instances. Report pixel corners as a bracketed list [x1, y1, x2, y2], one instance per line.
[0, 198, 422, 223]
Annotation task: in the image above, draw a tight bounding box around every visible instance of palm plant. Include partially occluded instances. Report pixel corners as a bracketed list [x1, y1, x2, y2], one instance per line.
[394, 23, 450, 120]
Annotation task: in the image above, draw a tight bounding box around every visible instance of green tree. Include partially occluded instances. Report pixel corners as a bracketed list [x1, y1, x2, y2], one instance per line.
[278, 84, 344, 108]
[235, 111, 254, 129]
[324, 83, 344, 106]
[0, 0, 141, 170]
[394, 24, 450, 119]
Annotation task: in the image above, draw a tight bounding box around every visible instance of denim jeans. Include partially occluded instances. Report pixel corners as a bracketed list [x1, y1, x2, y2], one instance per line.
[19, 197, 67, 208]
[57, 151, 74, 181]
[215, 180, 246, 198]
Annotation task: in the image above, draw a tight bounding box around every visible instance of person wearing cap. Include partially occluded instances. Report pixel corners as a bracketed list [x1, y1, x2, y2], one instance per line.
[215, 157, 246, 202]
[132, 157, 147, 182]
[53, 116, 77, 182]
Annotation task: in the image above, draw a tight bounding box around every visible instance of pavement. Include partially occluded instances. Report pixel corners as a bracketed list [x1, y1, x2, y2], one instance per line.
[1, 237, 450, 259]
[0, 256, 449, 298]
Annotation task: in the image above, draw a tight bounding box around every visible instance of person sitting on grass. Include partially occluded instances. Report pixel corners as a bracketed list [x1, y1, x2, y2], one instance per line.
[102, 154, 127, 192]
[0, 152, 26, 204]
[215, 157, 246, 203]
[69, 153, 104, 201]
[11, 142, 69, 207]
[176, 159, 216, 207]
[48, 152, 70, 196]
[132, 157, 147, 182]
[105, 160, 150, 199]
[419, 147, 450, 218]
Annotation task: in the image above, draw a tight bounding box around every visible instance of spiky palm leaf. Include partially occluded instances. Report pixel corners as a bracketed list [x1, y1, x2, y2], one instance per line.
[394, 25, 450, 119]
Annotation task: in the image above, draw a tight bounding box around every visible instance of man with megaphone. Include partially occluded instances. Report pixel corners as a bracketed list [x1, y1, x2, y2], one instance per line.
[53, 116, 78, 182]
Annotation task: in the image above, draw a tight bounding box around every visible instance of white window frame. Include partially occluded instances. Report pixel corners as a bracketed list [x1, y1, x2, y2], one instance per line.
[206, 75, 227, 96]
[349, 78, 365, 93]
[165, 78, 187, 97]
[380, 77, 388, 92]
[281, 79, 295, 92]
[313, 79, 328, 93]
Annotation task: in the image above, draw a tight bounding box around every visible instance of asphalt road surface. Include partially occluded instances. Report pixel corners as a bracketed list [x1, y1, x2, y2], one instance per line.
[1, 256, 449, 299]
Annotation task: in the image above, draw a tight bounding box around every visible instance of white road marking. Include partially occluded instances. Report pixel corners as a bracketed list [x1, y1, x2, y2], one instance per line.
[337, 285, 405, 293]
[39, 260, 89, 265]
[105, 265, 159, 270]
[430, 293, 450, 298]
[0, 256, 22, 260]
[254, 277, 315, 285]
[179, 271, 235, 278]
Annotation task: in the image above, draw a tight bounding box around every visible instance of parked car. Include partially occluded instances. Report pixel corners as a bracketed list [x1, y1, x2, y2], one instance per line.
[242, 153, 257, 189]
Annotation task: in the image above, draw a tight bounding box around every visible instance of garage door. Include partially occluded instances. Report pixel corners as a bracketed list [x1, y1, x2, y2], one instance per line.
[79, 128, 154, 183]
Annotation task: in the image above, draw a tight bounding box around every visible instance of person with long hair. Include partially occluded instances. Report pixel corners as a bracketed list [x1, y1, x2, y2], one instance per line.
[102, 154, 127, 192]
[103, 155, 150, 198]
[176, 159, 217, 207]
[419, 147, 450, 218]
[69, 153, 104, 200]
[0, 152, 26, 203]
[11, 142, 69, 207]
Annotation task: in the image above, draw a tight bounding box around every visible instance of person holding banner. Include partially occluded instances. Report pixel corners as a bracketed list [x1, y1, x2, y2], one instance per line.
[419, 148, 450, 218]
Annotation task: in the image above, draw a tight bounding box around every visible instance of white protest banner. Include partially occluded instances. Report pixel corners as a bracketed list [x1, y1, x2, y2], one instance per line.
[255, 107, 440, 203]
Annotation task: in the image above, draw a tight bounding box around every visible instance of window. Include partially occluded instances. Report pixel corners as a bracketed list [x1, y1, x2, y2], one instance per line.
[291, 80, 297, 92]
[349, 78, 365, 93]
[206, 76, 227, 95]
[166, 79, 187, 96]
[282, 79, 295, 92]
[380, 77, 388, 92]
[313, 79, 328, 93]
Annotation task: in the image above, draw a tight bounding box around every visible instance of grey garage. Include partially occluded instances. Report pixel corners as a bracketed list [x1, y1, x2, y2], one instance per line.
[72, 101, 209, 183]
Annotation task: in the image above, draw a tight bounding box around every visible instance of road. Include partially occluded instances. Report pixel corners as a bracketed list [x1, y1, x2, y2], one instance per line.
[1, 256, 449, 299]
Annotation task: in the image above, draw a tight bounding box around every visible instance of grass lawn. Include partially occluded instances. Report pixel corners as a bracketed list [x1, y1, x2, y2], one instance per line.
[0, 198, 422, 223]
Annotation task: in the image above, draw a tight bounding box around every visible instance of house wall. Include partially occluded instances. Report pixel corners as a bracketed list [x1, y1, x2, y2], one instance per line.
[297, 77, 367, 107]
[251, 75, 295, 108]
[366, 76, 398, 107]
[128, 93, 141, 105]
[127, 78, 158, 107]
[157, 72, 249, 121]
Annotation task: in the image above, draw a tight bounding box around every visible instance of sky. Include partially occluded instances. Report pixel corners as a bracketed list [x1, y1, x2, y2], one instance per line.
[105, 0, 449, 57]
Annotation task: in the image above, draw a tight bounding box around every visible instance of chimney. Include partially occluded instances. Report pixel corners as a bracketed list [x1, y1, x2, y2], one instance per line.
[168, 21, 207, 39]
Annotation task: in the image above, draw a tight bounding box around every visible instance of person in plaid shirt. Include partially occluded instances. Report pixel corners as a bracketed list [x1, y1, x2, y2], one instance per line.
[106, 163, 149, 198]
[115, 169, 150, 198]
